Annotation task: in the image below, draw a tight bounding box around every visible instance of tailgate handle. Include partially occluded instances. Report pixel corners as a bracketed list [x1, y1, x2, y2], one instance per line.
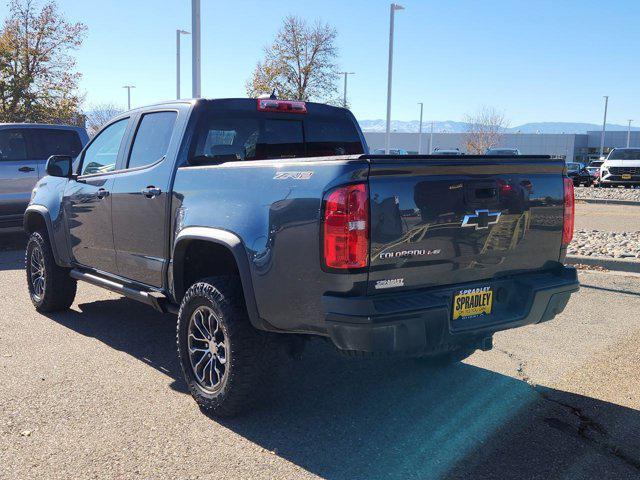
[475, 187, 497, 199]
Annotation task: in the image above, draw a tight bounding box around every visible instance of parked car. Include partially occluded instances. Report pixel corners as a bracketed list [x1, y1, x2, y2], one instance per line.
[486, 148, 521, 156]
[25, 98, 579, 416]
[585, 166, 600, 185]
[566, 162, 592, 186]
[600, 148, 640, 187]
[433, 147, 464, 155]
[371, 148, 408, 155]
[0, 124, 88, 229]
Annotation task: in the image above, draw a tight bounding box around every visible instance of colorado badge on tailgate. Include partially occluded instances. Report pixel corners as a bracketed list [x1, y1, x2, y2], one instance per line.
[452, 286, 493, 320]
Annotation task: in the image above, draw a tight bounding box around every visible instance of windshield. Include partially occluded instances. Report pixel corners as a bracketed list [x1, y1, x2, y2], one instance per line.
[567, 162, 581, 171]
[607, 149, 640, 160]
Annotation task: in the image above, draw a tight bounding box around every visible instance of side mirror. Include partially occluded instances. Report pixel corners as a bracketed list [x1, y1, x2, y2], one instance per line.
[46, 155, 73, 178]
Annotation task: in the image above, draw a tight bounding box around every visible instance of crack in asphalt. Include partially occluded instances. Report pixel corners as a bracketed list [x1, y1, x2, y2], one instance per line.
[497, 348, 640, 472]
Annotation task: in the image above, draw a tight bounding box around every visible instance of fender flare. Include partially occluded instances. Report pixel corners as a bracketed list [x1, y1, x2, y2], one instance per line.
[172, 227, 272, 331]
[23, 205, 63, 265]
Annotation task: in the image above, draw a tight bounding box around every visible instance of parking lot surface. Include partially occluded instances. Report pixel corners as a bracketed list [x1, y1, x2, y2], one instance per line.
[1, 240, 639, 479]
[575, 202, 640, 233]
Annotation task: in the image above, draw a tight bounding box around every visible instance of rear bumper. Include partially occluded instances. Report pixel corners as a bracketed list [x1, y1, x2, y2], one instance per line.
[322, 266, 579, 355]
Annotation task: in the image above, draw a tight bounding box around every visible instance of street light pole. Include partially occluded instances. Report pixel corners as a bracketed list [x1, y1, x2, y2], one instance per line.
[191, 0, 201, 98]
[627, 119, 633, 148]
[599, 95, 609, 158]
[176, 29, 190, 99]
[429, 121, 434, 154]
[122, 85, 135, 110]
[384, 3, 404, 154]
[417, 102, 423, 154]
[338, 72, 355, 108]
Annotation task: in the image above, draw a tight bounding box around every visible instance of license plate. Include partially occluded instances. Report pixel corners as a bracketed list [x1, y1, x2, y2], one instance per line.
[453, 287, 493, 320]
[622, 174, 632, 180]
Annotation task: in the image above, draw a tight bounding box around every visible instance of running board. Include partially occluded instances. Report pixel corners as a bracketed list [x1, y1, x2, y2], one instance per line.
[70, 269, 173, 313]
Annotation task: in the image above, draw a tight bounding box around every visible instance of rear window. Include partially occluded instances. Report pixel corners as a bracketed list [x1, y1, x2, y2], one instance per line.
[30, 128, 83, 158]
[190, 110, 363, 162]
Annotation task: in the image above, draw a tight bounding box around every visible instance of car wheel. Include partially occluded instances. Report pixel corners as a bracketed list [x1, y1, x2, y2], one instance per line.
[25, 231, 77, 312]
[177, 276, 277, 417]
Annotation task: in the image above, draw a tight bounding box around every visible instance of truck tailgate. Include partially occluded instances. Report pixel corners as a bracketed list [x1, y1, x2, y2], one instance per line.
[367, 156, 566, 295]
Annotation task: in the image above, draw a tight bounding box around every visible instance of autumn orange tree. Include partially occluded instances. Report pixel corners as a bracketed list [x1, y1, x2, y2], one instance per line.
[0, 0, 87, 124]
[464, 107, 510, 154]
[246, 16, 339, 102]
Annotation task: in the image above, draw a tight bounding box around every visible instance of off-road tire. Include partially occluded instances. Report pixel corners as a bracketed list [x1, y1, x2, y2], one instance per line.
[177, 276, 276, 417]
[25, 231, 77, 312]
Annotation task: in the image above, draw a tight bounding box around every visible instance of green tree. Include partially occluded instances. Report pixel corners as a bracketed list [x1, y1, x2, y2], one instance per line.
[0, 0, 87, 124]
[246, 16, 339, 102]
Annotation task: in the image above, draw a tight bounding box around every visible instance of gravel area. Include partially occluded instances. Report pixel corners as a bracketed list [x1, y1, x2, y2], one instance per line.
[568, 230, 640, 259]
[575, 186, 640, 202]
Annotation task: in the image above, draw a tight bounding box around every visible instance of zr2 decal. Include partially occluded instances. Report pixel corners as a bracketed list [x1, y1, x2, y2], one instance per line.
[273, 171, 314, 180]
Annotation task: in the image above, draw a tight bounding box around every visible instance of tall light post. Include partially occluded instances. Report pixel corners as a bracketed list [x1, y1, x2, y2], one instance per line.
[191, 0, 201, 98]
[122, 85, 135, 110]
[384, 3, 404, 154]
[627, 119, 633, 148]
[338, 72, 355, 108]
[599, 95, 609, 158]
[429, 120, 434, 154]
[176, 29, 190, 99]
[417, 102, 423, 154]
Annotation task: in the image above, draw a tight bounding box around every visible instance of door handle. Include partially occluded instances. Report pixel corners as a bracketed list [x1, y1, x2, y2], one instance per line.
[142, 186, 162, 198]
[18, 166, 35, 172]
[96, 188, 109, 199]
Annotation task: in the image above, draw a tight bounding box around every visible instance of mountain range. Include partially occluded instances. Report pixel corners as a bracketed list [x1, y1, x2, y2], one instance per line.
[357, 119, 640, 135]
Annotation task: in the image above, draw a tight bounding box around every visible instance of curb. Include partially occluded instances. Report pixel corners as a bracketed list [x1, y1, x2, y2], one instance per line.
[566, 254, 640, 273]
[575, 198, 640, 206]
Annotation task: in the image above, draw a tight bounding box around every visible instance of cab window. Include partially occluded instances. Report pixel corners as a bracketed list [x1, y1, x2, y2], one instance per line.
[0, 129, 27, 161]
[127, 111, 177, 169]
[80, 119, 128, 175]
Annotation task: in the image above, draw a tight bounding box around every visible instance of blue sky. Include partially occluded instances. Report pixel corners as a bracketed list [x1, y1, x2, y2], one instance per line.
[43, 0, 640, 125]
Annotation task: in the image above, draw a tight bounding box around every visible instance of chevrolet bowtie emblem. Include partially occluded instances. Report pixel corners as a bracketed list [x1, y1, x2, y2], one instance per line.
[461, 209, 501, 230]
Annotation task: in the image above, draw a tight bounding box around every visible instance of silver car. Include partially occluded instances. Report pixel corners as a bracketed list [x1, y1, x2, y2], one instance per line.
[0, 124, 88, 228]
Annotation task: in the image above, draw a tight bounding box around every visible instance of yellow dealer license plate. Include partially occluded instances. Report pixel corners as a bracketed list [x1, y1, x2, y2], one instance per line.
[622, 174, 632, 180]
[453, 287, 493, 320]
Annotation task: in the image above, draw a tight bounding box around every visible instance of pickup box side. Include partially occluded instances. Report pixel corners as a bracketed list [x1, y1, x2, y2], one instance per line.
[170, 156, 369, 334]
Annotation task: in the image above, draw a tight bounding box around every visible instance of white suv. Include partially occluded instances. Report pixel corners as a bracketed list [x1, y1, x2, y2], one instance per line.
[600, 148, 640, 188]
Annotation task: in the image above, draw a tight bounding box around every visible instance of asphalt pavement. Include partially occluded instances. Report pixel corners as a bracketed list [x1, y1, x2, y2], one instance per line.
[1, 236, 639, 479]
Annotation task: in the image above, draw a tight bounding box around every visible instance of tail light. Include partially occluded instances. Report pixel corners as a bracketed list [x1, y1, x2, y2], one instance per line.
[322, 183, 369, 270]
[257, 99, 307, 113]
[562, 177, 575, 246]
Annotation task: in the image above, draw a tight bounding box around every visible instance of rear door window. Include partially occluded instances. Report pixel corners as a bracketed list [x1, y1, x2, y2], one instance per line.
[28, 129, 83, 159]
[0, 129, 27, 161]
[127, 111, 178, 169]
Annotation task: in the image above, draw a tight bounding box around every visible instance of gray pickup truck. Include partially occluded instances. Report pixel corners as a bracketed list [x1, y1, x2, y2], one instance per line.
[0, 124, 88, 228]
[25, 98, 579, 416]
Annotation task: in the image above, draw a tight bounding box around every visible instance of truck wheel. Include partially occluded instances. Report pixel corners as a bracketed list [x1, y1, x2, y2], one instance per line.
[417, 347, 476, 366]
[25, 231, 77, 312]
[177, 276, 275, 417]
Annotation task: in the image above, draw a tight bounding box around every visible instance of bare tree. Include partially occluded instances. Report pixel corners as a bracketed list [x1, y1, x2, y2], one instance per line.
[246, 16, 339, 102]
[464, 107, 510, 154]
[85, 103, 124, 136]
[0, 0, 87, 124]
